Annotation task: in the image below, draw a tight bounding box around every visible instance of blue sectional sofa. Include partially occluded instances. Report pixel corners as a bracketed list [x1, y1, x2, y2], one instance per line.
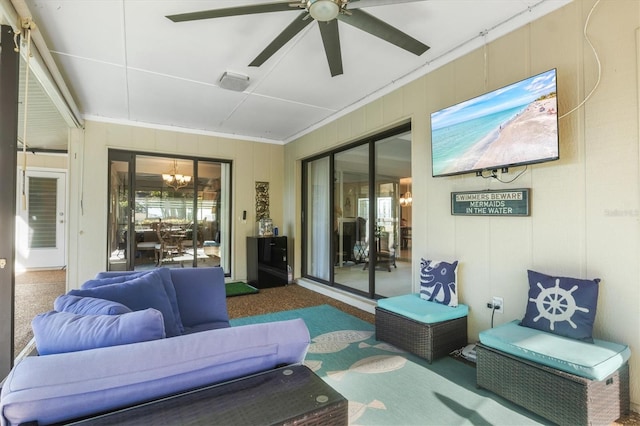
[0, 267, 311, 425]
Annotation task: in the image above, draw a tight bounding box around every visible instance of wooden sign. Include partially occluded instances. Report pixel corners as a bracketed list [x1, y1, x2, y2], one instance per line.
[451, 189, 530, 216]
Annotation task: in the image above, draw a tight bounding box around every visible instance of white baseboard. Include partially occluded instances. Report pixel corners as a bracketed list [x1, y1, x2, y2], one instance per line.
[296, 278, 376, 315]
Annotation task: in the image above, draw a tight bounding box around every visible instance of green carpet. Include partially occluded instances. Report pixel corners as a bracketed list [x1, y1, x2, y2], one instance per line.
[225, 282, 259, 297]
[231, 305, 550, 425]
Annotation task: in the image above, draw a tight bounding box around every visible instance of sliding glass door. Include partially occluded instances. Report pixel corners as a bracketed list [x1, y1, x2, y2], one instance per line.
[107, 151, 231, 273]
[374, 133, 411, 297]
[305, 157, 331, 282]
[303, 125, 412, 298]
[108, 153, 131, 270]
[333, 145, 370, 296]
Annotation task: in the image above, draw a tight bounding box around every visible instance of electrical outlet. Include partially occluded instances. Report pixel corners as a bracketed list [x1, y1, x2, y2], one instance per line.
[492, 296, 504, 314]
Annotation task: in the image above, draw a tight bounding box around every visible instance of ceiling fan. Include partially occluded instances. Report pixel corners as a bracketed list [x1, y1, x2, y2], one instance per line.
[166, 0, 430, 77]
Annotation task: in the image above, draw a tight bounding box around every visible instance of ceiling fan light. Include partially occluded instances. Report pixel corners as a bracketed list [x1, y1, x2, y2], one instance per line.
[308, 0, 340, 22]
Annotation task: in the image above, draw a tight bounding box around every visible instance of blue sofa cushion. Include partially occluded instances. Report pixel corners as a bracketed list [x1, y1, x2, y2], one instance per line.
[378, 293, 468, 324]
[479, 320, 630, 381]
[84, 271, 148, 289]
[2, 319, 309, 425]
[54, 295, 132, 316]
[521, 269, 600, 342]
[419, 258, 459, 307]
[32, 309, 165, 355]
[169, 267, 229, 329]
[91, 268, 184, 333]
[69, 270, 181, 337]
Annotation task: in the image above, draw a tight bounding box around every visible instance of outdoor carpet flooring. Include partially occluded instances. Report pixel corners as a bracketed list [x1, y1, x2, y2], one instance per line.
[230, 304, 550, 426]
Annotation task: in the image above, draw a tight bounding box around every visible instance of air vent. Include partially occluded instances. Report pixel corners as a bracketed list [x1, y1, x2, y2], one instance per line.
[219, 71, 250, 92]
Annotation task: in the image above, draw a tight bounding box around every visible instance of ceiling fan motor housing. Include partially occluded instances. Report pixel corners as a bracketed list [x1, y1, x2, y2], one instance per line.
[307, 0, 342, 21]
[168, 1, 428, 78]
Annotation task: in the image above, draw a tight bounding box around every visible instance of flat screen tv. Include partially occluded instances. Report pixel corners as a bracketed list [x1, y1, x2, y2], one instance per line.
[430, 68, 559, 177]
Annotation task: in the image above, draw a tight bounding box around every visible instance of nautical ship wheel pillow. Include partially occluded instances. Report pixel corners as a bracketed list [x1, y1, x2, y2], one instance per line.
[520, 269, 600, 342]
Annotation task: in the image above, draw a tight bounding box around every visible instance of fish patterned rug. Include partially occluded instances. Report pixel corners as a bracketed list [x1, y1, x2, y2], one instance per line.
[230, 304, 549, 425]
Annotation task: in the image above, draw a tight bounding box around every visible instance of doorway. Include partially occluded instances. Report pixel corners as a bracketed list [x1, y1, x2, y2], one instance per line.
[107, 151, 231, 273]
[15, 169, 66, 269]
[303, 124, 412, 299]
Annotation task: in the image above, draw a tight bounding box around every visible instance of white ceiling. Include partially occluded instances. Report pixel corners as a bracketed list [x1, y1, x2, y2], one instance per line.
[5, 0, 572, 151]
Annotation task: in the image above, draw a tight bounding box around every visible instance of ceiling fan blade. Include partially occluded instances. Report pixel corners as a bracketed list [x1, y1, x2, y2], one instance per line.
[337, 9, 429, 56]
[166, 2, 296, 22]
[249, 12, 313, 67]
[318, 20, 343, 77]
[347, 0, 428, 9]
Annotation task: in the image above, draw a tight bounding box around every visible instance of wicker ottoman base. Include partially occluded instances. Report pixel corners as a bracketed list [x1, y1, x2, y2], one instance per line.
[375, 307, 467, 363]
[477, 344, 630, 425]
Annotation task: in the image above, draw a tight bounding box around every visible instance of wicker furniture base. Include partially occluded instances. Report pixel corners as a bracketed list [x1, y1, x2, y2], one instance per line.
[375, 307, 467, 363]
[476, 344, 630, 425]
[66, 365, 348, 425]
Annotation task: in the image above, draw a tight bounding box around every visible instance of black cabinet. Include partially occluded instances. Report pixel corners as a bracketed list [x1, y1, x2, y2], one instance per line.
[247, 236, 288, 288]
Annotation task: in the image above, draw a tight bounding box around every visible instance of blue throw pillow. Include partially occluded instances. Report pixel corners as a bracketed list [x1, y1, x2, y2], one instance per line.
[69, 269, 181, 337]
[419, 259, 459, 307]
[91, 268, 184, 334]
[83, 271, 148, 289]
[520, 270, 600, 342]
[54, 295, 132, 315]
[32, 309, 165, 355]
[170, 268, 228, 328]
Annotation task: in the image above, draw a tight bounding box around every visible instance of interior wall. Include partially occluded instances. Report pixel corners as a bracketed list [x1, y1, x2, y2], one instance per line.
[284, 0, 640, 410]
[67, 121, 285, 288]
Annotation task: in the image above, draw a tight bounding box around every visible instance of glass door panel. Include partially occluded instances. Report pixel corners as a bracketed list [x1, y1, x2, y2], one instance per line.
[334, 145, 370, 296]
[399, 177, 412, 260]
[374, 131, 412, 297]
[134, 156, 194, 268]
[305, 157, 330, 282]
[196, 161, 231, 271]
[107, 156, 131, 271]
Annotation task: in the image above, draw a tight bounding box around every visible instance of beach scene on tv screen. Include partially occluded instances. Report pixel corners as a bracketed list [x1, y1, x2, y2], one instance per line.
[431, 69, 558, 176]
